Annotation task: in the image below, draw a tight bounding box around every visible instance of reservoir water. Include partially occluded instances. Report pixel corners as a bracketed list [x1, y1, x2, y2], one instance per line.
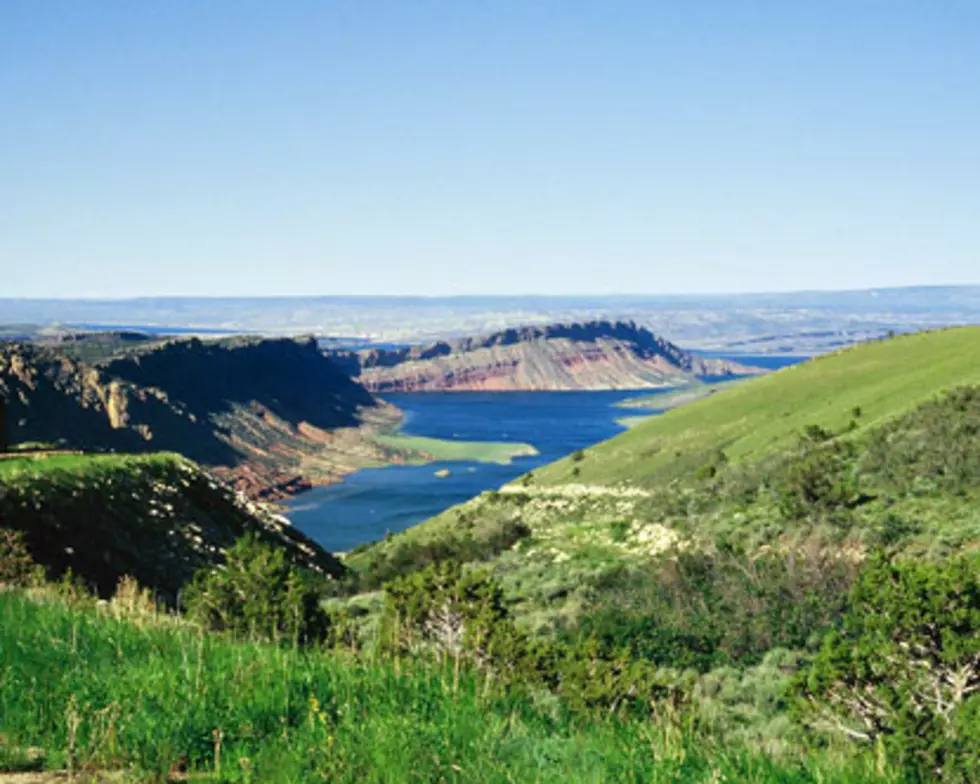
[288, 355, 806, 552]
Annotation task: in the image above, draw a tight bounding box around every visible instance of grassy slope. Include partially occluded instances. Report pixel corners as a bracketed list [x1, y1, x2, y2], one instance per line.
[0, 452, 343, 599]
[0, 591, 889, 783]
[539, 328, 980, 488]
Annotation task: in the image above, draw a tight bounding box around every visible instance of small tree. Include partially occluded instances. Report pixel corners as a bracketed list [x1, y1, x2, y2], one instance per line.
[794, 554, 980, 780]
[381, 561, 511, 662]
[182, 534, 329, 646]
[0, 397, 7, 452]
[777, 433, 859, 522]
[0, 528, 43, 586]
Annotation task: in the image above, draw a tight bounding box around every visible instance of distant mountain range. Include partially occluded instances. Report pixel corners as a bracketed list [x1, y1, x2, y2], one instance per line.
[3, 286, 979, 353]
[332, 320, 762, 392]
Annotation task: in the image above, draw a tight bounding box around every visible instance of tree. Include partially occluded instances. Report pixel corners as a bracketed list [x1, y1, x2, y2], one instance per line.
[182, 534, 330, 646]
[777, 431, 858, 522]
[380, 561, 511, 663]
[794, 554, 980, 780]
[0, 528, 42, 586]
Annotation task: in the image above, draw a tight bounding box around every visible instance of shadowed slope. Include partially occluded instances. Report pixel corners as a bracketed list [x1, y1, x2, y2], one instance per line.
[0, 453, 344, 601]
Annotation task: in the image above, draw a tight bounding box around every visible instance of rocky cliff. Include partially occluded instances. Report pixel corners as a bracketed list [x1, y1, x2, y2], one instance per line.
[335, 321, 763, 392]
[0, 337, 400, 497]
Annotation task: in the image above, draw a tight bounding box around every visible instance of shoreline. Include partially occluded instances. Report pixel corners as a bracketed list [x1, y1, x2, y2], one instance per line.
[249, 415, 538, 507]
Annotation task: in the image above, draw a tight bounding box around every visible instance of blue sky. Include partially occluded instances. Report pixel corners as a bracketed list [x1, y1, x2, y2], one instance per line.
[1, 1, 977, 297]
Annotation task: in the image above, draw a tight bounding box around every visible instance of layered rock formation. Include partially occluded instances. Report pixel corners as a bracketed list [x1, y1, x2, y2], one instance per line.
[335, 321, 762, 392]
[0, 337, 400, 497]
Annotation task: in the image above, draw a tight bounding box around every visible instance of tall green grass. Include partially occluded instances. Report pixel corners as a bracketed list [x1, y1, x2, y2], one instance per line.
[0, 591, 893, 783]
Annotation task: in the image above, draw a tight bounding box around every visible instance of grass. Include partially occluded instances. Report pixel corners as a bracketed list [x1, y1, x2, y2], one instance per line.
[0, 451, 180, 480]
[369, 432, 538, 464]
[614, 378, 746, 422]
[3, 440, 60, 452]
[538, 327, 980, 488]
[0, 590, 895, 783]
[615, 414, 654, 428]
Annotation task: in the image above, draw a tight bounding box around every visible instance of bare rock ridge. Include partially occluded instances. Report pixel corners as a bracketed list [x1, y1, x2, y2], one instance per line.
[0, 336, 399, 498]
[334, 320, 764, 392]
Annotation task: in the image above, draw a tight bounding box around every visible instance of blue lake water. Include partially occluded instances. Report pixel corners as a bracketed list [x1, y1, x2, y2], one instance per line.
[288, 355, 807, 552]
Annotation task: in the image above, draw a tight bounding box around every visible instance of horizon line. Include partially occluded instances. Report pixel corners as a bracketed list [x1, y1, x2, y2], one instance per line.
[2, 283, 980, 303]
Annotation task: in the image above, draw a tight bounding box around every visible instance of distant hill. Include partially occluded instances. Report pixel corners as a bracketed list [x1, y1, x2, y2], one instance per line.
[333, 320, 762, 392]
[0, 336, 401, 497]
[3, 286, 980, 352]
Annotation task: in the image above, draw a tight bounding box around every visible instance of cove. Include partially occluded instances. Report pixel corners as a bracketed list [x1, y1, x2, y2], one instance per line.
[287, 389, 668, 552]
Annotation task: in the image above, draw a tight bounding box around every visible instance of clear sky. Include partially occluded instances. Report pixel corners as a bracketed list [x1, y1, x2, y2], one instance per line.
[1, 1, 977, 297]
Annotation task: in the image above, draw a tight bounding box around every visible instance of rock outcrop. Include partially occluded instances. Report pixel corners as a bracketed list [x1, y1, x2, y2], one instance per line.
[335, 321, 763, 392]
[0, 337, 400, 497]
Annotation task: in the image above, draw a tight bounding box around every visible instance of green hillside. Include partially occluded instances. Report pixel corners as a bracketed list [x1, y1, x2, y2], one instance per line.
[538, 327, 980, 487]
[0, 452, 343, 601]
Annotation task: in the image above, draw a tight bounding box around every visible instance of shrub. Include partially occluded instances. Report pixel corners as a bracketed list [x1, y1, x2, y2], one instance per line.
[381, 562, 693, 718]
[776, 437, 859, 523]
[572, 546, 857, 672]
[182, 534, 330, 646]
[0, 528, 43, 586]
[793, 554, 980, 781]
[697, 449, 728, 482]
[380, 561, 513, 662]
[347, 518, 530, 592]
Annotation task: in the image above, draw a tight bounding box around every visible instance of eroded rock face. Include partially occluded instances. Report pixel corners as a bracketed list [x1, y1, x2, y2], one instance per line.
[0, 337, 397, 497]
[335, 320, 763, 392]
[0, 343, 163, 453]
